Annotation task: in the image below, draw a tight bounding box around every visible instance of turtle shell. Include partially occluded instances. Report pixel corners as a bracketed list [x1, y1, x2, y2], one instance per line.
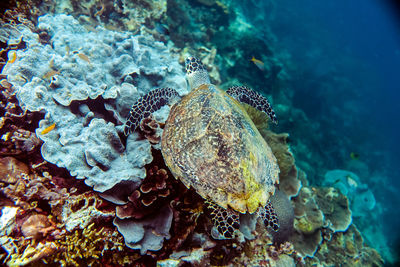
[161, 84, 279, 213]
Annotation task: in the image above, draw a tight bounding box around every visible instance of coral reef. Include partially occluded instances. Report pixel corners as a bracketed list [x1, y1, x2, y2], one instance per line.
[261, 130, 302, 198]
[307, 224, 383, 267]
[3, 14, 187, 194]
[287, 185, 382, 265]
[0, 3, 387, 266]
[323, 169, 376, 217]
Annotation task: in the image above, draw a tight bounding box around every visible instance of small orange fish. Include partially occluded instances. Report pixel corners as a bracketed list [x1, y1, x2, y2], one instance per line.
[77, 53, 91, 64]
[8, 51, 17, 63]
[250, 56, 264, 71]
[43, 69, 60, 80]
[41, 123, 56, 135]
[94, 3, 105, 17]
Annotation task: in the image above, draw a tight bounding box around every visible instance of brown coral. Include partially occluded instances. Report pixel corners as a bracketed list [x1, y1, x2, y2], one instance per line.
[116, 149, 178, 220]
[158, 191, 204, 258]
[0, 77, 43, 158]
[307, 225, 383, 266]
[116, 165, 172, 219]
[292, 187, 324, 235]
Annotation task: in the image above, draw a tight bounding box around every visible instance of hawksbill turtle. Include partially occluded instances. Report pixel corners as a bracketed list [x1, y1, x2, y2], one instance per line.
[124, 56, 280, 239]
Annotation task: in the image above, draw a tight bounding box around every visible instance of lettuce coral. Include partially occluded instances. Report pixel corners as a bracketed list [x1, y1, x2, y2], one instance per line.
[3, 14, 187, 194]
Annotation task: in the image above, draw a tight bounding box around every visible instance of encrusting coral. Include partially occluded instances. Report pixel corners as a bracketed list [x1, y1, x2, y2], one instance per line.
[261, 130, 302, 198]
[287, 184, 382, 265]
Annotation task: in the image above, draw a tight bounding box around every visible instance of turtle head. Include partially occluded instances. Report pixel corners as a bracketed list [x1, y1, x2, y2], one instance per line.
[185, 56, 210, 90]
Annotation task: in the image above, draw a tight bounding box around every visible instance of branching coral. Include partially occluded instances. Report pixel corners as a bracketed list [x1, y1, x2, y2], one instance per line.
[46, 222, 139, 266]
[6, 240, 58, 266]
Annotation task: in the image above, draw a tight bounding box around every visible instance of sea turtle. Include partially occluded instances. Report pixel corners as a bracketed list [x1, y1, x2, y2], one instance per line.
[124, 56, 280, 239]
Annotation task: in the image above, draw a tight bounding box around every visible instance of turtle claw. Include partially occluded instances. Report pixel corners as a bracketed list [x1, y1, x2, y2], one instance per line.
[124, 88, 180, 136]
[205, 199, 240, 239]
[257, 200, 280, 232]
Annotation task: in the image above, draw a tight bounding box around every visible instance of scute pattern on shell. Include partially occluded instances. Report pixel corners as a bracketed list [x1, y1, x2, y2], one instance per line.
[161, 83, 279, 214]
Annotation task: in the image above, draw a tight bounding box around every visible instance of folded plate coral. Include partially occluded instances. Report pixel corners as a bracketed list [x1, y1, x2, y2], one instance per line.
[3, 14, 187, 193]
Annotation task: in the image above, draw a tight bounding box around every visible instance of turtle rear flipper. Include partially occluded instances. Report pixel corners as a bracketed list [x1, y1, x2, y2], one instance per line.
[205, 199, 240, 239]
[257, 200, 280, 232]
[124, 88, 180, 136]
[226, 85, 277, 124]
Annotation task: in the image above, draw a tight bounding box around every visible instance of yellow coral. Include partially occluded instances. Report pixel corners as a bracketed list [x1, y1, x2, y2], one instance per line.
[295, 217, 314, 234]
[47, 223, 136, 266]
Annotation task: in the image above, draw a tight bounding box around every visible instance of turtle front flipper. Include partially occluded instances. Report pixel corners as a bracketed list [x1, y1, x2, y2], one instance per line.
[257, 200, 279, 232]
[205, 199, 240, 239]
[226, 85, 277, 124]
[124, 88, 180, 136]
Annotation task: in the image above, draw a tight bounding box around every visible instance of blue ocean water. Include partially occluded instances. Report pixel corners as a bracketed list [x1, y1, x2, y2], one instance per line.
[247, 0, 400, 263]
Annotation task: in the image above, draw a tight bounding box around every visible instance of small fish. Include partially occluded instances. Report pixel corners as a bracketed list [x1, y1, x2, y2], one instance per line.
[8, 50, 17, 63]
[155, 23, 170, 35]
[41, 123, 56, 135]
[250, 56, 264, 70]
[350, 152, 360, 160]
[347, 176, 358, 188]
[94, 3, 105, 17]
[43, 69, 60, 80]
[77, 53, 91, 64]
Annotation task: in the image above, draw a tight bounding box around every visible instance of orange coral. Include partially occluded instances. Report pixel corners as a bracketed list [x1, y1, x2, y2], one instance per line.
[116, 164, 174, 219]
